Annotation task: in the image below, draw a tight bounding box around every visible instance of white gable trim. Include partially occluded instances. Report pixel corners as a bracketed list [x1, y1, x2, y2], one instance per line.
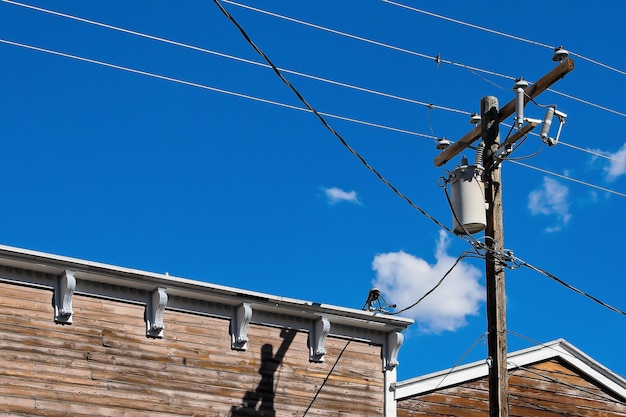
[395, 339, 626, 401]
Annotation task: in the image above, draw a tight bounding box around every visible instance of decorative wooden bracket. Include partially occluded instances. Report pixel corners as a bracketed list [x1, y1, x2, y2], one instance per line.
[231, 302, 252, 351]
[146, 287, 168, 338]
[54, 270, 76, 324]
[383, 331, 404, 370]
[309, 316, 331, 363]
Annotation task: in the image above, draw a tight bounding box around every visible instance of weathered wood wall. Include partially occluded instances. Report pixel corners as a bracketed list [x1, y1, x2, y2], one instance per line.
[397, 358, 626, 417]
[0, 281, 385, 416]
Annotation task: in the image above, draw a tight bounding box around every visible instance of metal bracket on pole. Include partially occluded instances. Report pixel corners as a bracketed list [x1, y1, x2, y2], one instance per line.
[434, 59, 574, 167]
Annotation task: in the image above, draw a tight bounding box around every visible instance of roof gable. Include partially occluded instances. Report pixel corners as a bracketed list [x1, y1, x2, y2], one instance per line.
[396, 339, 626, 402]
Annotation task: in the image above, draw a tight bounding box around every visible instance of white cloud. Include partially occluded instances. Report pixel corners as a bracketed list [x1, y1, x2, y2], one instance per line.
[601, 142, 626, 182]
[371, 231, 484, 333]
[321, 187, 361, 205]
[528, 176, 571, 232]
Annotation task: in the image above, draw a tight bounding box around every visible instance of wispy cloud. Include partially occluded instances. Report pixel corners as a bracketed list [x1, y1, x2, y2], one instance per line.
[528, 176, 571, 232]
[371, 231, 484, 333]
[321, 187, 361, 205]
[593, 141, 626, 182]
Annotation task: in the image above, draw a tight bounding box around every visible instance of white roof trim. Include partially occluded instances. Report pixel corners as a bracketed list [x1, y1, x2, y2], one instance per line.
[395, 339, 626, 401]
[0, 244, 413, 333]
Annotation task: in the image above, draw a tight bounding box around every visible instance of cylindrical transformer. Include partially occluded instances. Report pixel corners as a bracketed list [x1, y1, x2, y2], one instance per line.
[450, 164, 486, 235]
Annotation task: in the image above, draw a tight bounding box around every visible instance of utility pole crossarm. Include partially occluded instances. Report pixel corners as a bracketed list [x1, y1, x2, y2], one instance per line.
[434, 58, 575, 167]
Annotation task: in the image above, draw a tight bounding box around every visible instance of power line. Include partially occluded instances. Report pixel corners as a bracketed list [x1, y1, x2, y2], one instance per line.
[5, 36, 626, 202]
[0, 0, 469, 117]
[513, 256, 626, 317]
[211, 0, 471, 243]
[6, 10, 625, 327]
[390, 251, 479, 315]
[382, 0, 626, 78]
[559, 141, 626, 167]
[499, 121, 626, 168]
[221, 0, 516, 81]
[508, 160, 626, 198]
[382, 0, 553, 48]
[545, 88, 626, 118]
[6, 0, 626, 172]
[0, 38, 437, 140]
[3, 38, 626, 202]
[221, 0, 626, 120]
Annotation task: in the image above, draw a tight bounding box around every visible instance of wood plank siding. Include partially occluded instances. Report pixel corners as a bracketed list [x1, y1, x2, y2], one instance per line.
[397, 358, 626, 417]
[0, 280, 388, 417]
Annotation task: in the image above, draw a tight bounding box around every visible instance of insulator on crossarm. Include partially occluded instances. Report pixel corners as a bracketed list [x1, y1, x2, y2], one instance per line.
[474, 141, 485, 171]
[513, 78, 529, 129]
[540, 107, 555, 142]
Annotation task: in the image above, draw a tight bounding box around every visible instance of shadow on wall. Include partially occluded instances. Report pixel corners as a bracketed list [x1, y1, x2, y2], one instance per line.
[230, 328, 296, 417]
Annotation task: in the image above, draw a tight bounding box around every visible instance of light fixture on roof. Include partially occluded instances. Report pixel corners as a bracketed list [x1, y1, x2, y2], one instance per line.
[552, 46, 569, 62]
[362, 288, 396, 313]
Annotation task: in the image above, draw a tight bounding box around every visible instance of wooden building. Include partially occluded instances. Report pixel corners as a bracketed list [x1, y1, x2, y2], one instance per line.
[0, 245, 413, 416]
[395, 339, 626, 416]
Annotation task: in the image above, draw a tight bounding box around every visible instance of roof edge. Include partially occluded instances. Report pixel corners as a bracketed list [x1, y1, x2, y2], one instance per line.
[395, 338, 626, 401]
[0, 244, 413, 332]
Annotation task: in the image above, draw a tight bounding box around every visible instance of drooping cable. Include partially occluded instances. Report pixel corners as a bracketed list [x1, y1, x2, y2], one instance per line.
[390, 251, 477, 315]
[211, 0, 470, 242]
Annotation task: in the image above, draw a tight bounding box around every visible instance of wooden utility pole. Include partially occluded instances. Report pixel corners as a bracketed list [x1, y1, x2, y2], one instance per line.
[433, 58, 575, 417]
[482, 96, 508, 417]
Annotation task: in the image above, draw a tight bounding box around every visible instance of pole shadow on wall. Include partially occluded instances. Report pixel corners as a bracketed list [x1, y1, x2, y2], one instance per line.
[230, 328, 296, 417]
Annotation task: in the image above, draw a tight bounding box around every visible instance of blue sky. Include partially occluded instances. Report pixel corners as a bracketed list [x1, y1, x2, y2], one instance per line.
[1, 0, 624, 381]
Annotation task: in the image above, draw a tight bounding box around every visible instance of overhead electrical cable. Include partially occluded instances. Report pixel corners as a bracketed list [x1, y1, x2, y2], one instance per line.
[0, 39, 435, 140]
[382, 0, 626, 78]
[220, 0, 515, 81]
[390, 251, 476, 315]
[6, 6, 626, 321]
[210, 0, 472, 243]
[508, 160, 626, 198]
[513, 256, 626, 317]
[545, 88, 626, 118]
[559, 141, 626, 166]
[220, 0, 626, 119]
[3, 40, 625, 201]
[0, 0, 468, 117]
[213, 0, 626, 324]
[7, 0, 626, 169]
[382, 0, 552, 49]
[419, 332, 488, 395]
[499, 121, 626, 167]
